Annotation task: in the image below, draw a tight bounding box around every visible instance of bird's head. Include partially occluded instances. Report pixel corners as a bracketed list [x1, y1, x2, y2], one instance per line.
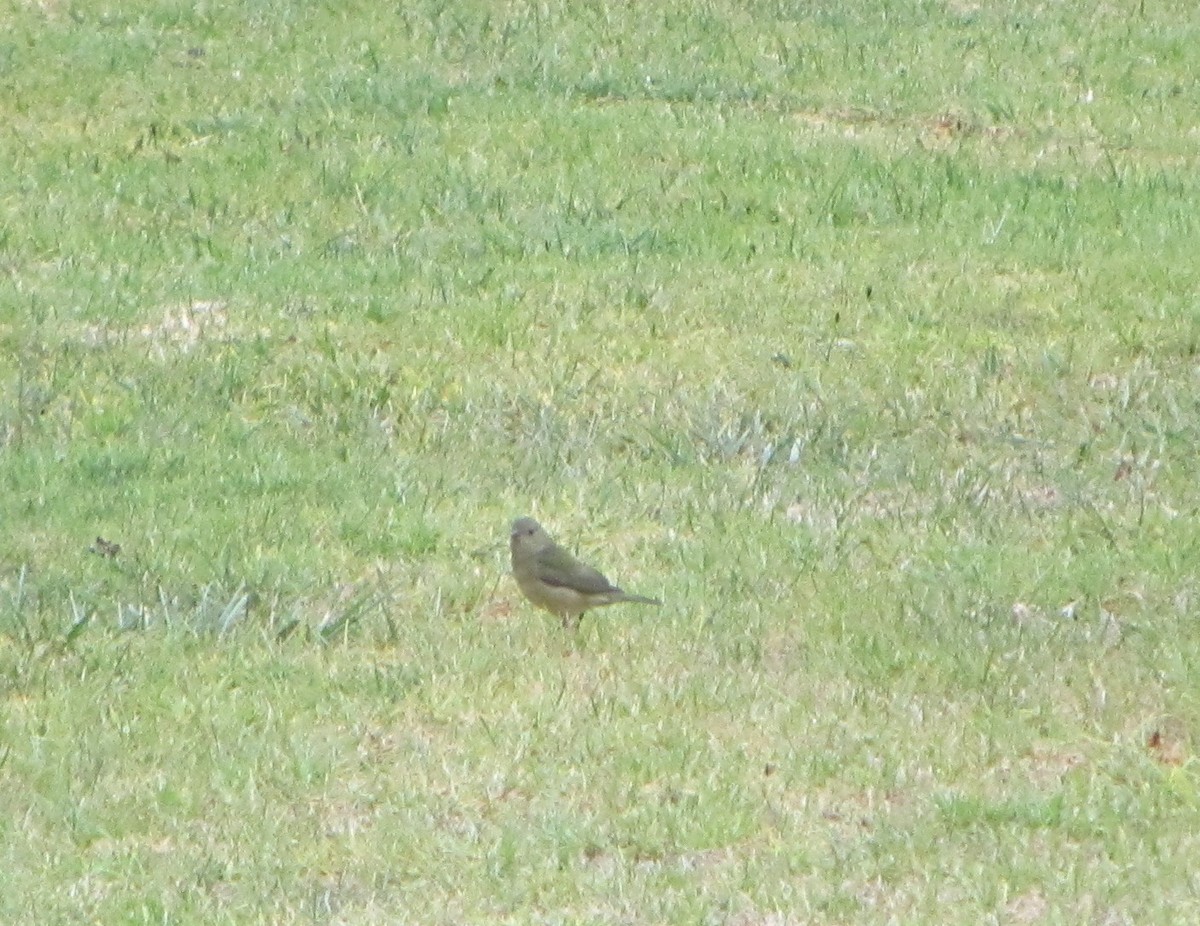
[510, 516, 551, 555]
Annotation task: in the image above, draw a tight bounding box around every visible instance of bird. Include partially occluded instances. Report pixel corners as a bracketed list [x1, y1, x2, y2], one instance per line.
[509, 516, 661, 630]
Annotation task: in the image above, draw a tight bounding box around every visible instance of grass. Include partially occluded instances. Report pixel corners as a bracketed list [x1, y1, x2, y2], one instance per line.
[3, 0, 1200, 922]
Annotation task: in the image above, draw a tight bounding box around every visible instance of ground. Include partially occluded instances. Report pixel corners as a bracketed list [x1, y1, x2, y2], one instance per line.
[2, 1, 1199, 923]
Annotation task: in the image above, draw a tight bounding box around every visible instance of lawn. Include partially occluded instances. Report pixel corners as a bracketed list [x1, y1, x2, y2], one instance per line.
[2, 1, 1199, 923]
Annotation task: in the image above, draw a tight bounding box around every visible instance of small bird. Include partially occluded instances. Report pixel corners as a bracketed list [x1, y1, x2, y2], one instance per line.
[509, 516, 661, 630]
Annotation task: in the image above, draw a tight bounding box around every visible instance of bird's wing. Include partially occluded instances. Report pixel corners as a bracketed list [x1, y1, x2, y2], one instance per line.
[536, 545, 619, 595]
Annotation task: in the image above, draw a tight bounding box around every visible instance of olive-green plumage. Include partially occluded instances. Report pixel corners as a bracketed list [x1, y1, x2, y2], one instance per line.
[509, 517, 660, 629]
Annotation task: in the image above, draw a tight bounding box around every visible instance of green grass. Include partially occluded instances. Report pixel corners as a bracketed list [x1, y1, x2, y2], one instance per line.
[3, 0, 1200, 922]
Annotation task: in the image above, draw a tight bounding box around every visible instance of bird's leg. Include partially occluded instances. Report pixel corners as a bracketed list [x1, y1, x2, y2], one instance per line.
[563, 612, 585, 631]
